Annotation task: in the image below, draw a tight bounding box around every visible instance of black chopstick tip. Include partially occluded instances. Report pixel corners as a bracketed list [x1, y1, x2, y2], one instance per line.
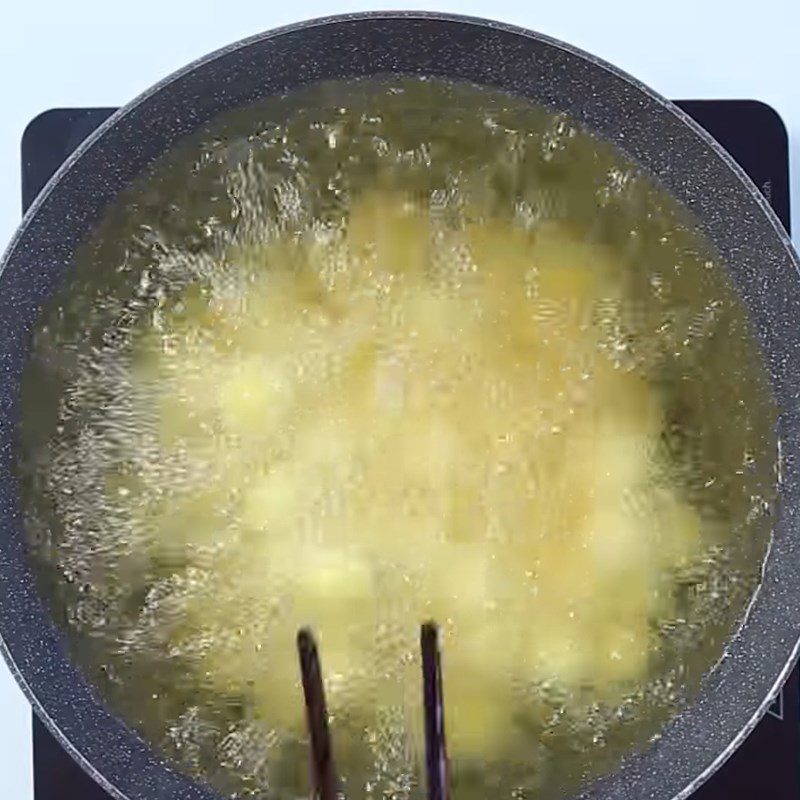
[297, 626, 316, 655]
[296, 626, 338, 800]
[421, 620, 450, 800]
[421, 620, 439, 648]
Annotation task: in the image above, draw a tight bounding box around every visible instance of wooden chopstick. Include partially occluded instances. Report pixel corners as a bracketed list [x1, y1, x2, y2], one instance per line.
[421, 621, 450, 800]
[297, 622, 451, 800]
[297, 628, 339, 800]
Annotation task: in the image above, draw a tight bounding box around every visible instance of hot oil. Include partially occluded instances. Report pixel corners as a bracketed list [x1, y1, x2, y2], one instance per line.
[18, 78, 778, 800]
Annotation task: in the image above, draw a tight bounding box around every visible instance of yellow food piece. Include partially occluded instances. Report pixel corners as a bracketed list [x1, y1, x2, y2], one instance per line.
[217, 356, 295, 437]
[120, 192, 706, 759]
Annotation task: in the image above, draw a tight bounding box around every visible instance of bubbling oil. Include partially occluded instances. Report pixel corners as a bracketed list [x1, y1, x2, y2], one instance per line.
[19, 78, 777, 800]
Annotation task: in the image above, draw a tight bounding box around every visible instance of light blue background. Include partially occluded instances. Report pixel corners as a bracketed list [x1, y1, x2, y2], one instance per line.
[1, 0, 799, 796]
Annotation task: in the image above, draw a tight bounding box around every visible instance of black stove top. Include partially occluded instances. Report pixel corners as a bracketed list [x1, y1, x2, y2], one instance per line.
[21, 101, 795, 800]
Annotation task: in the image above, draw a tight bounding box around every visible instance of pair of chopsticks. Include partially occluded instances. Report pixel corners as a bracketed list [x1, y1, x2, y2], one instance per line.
[297, 621, 450, 800]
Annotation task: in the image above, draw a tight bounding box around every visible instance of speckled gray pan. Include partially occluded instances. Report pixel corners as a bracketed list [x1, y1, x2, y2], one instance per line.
[1, 11, 800, 800]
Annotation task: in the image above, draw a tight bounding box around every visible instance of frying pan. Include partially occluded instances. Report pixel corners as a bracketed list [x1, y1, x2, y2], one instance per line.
[2, 11, 800, 800]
